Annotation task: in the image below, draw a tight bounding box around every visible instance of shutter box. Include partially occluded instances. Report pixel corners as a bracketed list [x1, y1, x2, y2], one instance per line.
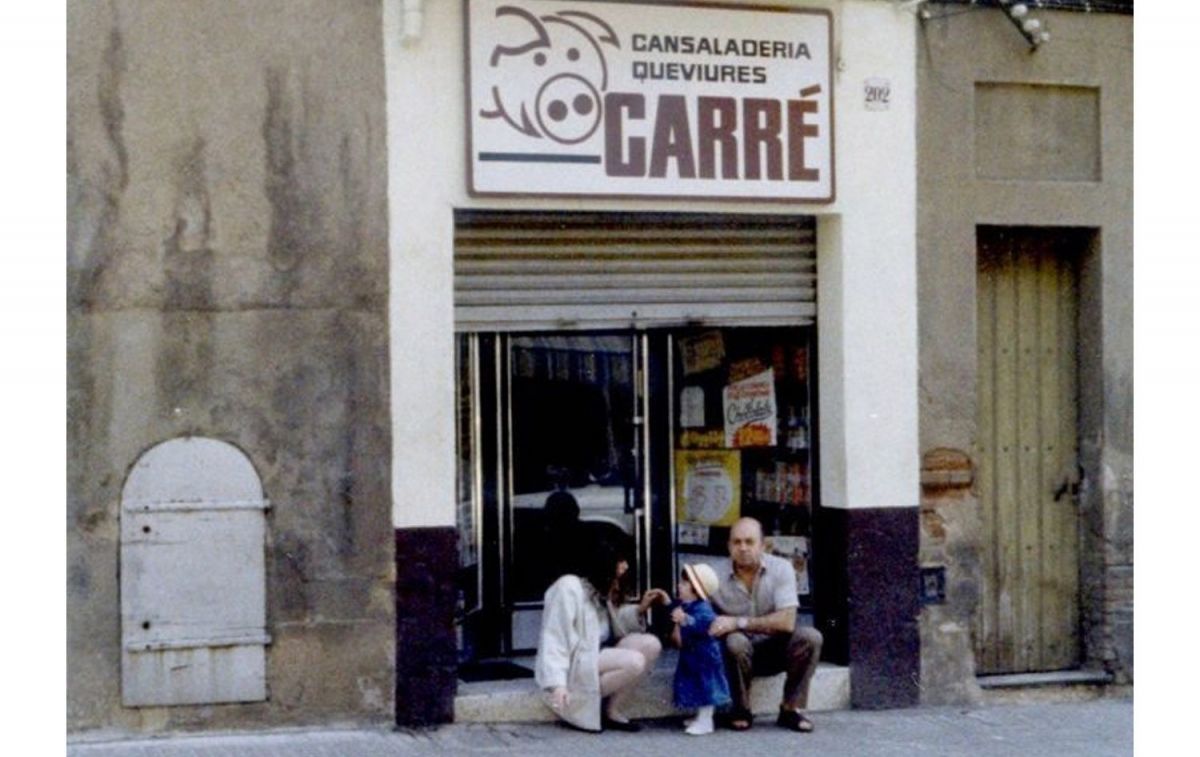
[455, 211, 816, 331]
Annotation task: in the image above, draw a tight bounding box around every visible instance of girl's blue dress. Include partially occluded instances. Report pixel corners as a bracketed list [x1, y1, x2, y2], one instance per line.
[673, 598, 732, 709]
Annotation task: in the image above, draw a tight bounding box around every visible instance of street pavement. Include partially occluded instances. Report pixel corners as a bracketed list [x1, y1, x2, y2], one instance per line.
[67, 698, 1133, 757]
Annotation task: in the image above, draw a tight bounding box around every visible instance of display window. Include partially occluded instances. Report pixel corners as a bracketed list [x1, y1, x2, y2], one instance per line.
[670, 327, 817, 608]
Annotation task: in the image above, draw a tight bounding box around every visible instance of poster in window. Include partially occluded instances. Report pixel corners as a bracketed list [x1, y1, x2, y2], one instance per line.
[675, 449, 741, 526]
[679, 331, 725, 375]
[766, 535, 810, 596]
[680, 385, 706, 428]
[723, 369, 778, 448]
[677, 522, 710, 547]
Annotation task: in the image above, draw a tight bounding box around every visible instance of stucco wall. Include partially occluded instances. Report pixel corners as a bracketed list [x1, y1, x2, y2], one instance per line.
[67, 0, 394, 734]
[915, 6, 1133, 702]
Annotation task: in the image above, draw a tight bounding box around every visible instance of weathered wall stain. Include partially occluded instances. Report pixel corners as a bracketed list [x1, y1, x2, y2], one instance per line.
[274, 530, 315, 621]
[166, 137, 213, 258]
[99, 23, 128, 191]
[331, 311, 360, 558]
[157, 138, 217, 417]
[70, 17, 128, 311]
[263, 67, 307, 289]
[69, 557, 92, 595]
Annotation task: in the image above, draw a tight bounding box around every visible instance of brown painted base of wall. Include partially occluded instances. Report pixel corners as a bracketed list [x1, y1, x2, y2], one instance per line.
[815, 506, 920, 709]
[394, 527, 458, 726]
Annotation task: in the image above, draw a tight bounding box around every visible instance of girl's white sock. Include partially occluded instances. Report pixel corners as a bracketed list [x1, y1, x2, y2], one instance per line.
[685, 706, 714, 735]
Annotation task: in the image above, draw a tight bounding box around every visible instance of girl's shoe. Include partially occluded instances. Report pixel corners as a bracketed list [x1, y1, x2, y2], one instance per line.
[685, 706, 715, 735]
[685, 718, 714, 735]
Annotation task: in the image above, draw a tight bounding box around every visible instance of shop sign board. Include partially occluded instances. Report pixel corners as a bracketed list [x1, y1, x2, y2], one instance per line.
[465, 0, 834, 201]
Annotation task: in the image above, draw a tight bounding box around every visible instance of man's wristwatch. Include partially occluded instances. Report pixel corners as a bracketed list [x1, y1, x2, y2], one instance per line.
[736, 617, 748, 631]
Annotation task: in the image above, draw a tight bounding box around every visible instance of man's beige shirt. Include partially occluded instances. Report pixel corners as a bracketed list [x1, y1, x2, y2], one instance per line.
[712, 552, 798, 641]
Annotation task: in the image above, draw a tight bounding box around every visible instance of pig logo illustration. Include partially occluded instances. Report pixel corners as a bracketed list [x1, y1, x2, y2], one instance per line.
[482, 6, 620, 145]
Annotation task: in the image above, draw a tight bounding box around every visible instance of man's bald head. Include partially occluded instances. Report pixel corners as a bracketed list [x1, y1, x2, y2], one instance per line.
[730, 517, 763, 541]
[728, 517, 765, 571]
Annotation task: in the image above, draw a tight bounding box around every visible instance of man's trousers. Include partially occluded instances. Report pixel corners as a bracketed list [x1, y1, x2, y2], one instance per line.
[721, 624, 824, 717]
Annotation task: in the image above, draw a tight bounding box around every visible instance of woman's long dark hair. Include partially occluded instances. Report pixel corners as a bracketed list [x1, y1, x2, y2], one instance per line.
[573, 538, 620, 600]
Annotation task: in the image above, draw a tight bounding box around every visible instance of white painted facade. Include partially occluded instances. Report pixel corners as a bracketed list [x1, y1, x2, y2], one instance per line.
[384, 0, 919, 527]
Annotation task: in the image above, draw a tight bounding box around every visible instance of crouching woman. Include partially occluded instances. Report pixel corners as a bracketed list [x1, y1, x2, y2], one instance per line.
[535, 541, 669, 732]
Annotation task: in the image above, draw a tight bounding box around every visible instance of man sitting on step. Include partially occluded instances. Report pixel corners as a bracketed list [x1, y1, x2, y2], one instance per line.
[709, 517, 824, 733]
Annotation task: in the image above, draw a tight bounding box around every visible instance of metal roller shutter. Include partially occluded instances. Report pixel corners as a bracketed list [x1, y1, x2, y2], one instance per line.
[454, 211, 816, 331]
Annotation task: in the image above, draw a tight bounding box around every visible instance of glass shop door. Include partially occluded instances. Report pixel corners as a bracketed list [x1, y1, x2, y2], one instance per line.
[503, 332, 651, 652]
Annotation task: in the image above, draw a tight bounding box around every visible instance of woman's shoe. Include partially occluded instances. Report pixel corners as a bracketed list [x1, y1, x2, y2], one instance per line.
[601, 715, 642, 732]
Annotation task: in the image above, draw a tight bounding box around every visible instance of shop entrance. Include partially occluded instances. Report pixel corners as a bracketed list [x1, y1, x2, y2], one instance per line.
[452, 211, 821, 673]
[455, 326, 818, 666]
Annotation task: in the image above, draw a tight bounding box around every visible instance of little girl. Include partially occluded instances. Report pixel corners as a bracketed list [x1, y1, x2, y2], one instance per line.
[671, 563, 732, 735]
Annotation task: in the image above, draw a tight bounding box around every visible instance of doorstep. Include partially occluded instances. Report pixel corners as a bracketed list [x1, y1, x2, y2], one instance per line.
[454, 649, 850, 723]
[977, 669, 1122, 706]
[977, 670, 1113, 688]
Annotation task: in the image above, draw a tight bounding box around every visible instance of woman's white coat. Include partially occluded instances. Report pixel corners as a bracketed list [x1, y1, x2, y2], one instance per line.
[534, 574, 645, 731]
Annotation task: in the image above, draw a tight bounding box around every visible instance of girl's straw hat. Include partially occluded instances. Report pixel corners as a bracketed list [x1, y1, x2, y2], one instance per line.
[682, 562, 720, 601]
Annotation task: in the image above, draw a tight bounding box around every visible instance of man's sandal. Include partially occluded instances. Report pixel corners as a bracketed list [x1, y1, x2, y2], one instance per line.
[777, 708, 815, 733]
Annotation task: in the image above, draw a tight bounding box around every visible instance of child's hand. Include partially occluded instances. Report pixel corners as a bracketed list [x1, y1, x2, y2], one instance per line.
[638, 588, 670, 613]
[670, 607, 686, 624]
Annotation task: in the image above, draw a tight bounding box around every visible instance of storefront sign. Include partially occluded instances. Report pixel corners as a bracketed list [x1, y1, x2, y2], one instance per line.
[724, 368, 777, 447]
[466, 0, 834, 201]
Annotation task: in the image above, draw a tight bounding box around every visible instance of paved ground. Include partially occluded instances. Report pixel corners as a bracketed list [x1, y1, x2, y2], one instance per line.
[67, 698, 1133, 757]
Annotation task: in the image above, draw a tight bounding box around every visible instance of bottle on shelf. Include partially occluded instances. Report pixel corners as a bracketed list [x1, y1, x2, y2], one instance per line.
[785, 405, 809, 452]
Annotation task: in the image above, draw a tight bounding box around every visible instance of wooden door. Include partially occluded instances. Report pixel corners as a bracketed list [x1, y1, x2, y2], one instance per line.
[975, 227, 1081, 674]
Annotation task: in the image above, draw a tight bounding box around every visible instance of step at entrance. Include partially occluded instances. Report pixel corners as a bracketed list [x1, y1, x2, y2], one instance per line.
[454, 651, 849, 724]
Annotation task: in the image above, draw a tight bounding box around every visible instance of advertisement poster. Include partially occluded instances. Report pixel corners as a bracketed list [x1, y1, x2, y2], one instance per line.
[680, 385, 706, 428]
[675, 449, 741, 526]
[466, 0, 834, 201]
[767, 535, 810, 596]
[723, 369, 777, 447]
[677, 522, 710, 547]
[679, 331, 725, 375]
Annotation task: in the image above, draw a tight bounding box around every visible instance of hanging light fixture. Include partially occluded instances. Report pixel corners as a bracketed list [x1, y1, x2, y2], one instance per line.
[994, 0, 1050, 50]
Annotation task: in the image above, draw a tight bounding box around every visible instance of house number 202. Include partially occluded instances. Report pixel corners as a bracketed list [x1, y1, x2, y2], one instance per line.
[865, 78, 891, 111]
